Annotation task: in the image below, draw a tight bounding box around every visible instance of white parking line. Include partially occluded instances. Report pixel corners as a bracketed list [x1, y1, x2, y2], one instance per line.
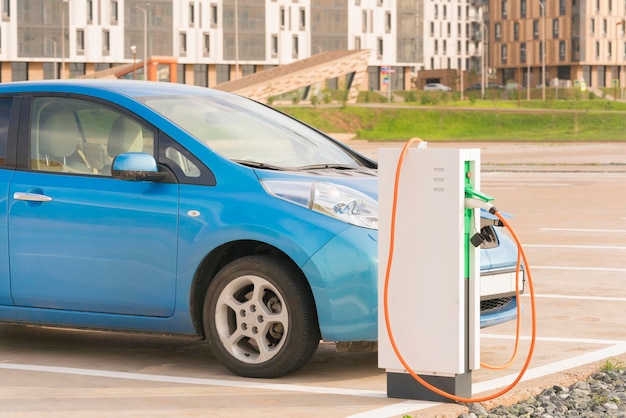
[473, 343, 626, 395]
[540, 227, 626, 233]
[0, 362, 387, 398]
[520, 293, 626, 302]
[3, 339, 626, 418]
[346, 400, 442, 418]
[525, 244, 626, 250]
[532, 266, 626, 272]
[482, 334, 626, 345]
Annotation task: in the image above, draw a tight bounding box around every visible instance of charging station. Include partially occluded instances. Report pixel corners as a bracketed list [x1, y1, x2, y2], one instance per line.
[378, 146, 482, 402]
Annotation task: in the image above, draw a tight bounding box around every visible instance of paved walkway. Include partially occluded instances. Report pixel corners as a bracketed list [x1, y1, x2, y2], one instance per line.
[334, 135, 626, 172]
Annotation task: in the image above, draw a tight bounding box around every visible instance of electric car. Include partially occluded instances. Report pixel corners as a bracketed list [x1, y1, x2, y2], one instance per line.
[0, 80, 521, 378]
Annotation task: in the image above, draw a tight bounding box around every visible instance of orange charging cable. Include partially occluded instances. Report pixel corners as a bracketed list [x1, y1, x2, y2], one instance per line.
[481, 248, 523, 370]
[383, 138, 537, 403]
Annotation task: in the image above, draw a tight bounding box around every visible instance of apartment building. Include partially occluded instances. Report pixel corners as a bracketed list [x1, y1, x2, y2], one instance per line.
[489, 0, 626, 90]
[0, 0, 494, 94]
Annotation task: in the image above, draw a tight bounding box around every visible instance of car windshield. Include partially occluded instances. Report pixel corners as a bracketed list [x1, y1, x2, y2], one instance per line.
[142, 92, 363, 169]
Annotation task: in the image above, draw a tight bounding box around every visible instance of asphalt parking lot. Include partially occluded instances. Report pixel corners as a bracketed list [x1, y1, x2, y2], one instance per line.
[2, 140, 626, 417]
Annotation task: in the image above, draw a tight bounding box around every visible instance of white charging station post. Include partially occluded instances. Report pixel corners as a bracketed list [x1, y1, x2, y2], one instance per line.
[378, 147, 481, 402]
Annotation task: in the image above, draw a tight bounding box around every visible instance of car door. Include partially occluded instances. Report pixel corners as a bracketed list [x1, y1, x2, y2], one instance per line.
[8, 95, 179, 317]
[0, 96, 17, 306]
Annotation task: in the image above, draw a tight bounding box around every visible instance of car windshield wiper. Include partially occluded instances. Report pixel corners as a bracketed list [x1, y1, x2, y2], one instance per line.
[295, 164, 358, 171]
[232, 160, 286, 171]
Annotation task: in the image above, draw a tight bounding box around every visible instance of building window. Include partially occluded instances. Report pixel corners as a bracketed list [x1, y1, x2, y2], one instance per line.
[385, 11, 391, 33]
[443, 39, 447, 55]
[362, 10, 367, 32]
[110, 0, 118, 24]
[77, 29, 85, 53]
[280, 7, 286, 29]
[434, 5, 438, 19]
[299, 8, 306, 30]
[603, 19, 607, 36]
[2, 0, 9, 18]
[69, 63, 86, 78]
[533, 20, 539, 39]
[271, 34, 278, 57]
[434, 39, 438, 54]
[514, 22, 519, 41]
[520, 0, 527, 18]
[216, 64, 229, 84]
[447, 22, 451, 36]
[521, 42, 527, 63]
[377, 37, 383, 58]
[292, 35, 299, 58]
[43, 62, 56, 80]
[559, 0, 566, 15]
[102, 30, 110, 55]
[590, 19, 595, 36]
[495, 23, 502, 41]
[501, 44, 508, 64]
[177, 64, 185, 84]
[596, 41, 600, 59]
[12, 62, 28, 81]
[189, 3, 194, 26]
[86, 0, 93, 23]
[354, 36, 361, 50]
[553, 19, 559, 38]
[179, 32, 187, 55]
[210, 4, 218, 27]
[203, 33, 210, 56]
[430, 21, 434, 36]
[501, 0, 508, 19]
[194, 64, 208, 87]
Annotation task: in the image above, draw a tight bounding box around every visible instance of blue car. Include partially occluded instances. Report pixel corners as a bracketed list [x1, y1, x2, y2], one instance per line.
[0, 80, 520, 378]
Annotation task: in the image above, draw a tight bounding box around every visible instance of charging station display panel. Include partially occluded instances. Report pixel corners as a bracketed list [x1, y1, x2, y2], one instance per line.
[378, 148, 480, 376]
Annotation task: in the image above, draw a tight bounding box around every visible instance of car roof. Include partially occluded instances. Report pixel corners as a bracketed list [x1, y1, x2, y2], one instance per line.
[0, 79, 225, 99]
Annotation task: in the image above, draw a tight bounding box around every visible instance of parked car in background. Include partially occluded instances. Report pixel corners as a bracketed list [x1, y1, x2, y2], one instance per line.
[465, 82, 504, 91]
[0, 80, 522, 379]
[423, 83, 452, 91]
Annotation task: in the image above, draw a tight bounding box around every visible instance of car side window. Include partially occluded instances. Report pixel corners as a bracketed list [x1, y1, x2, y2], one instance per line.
[0, 98, 13, 166]
[158, 133, 216, 186]
[30, 97, 154, 176]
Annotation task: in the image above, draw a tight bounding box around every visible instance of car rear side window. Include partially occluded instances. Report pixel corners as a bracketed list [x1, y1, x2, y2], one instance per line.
[0, 98, 13, 166]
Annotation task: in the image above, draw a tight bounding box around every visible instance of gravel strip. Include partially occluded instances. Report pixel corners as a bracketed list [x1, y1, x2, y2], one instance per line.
[459, 368, 626, 417]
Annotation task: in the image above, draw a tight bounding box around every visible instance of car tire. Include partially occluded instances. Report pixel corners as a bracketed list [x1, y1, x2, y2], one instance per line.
[203, 255, 320, 378]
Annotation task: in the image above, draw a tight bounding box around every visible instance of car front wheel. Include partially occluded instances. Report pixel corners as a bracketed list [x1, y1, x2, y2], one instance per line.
[203, 255, 320, 378]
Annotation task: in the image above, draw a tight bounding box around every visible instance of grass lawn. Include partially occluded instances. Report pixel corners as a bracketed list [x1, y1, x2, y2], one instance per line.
[279, 105, 626, 142]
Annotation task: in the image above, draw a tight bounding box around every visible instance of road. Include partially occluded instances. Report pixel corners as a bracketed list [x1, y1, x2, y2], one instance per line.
[1, 140, 626, 417]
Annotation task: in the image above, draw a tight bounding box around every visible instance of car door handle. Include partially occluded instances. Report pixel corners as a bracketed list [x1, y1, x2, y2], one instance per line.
[13, 192, 53, 202]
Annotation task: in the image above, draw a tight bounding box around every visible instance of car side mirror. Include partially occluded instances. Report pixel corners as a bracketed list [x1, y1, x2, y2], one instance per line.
[111, 152, 167, 182]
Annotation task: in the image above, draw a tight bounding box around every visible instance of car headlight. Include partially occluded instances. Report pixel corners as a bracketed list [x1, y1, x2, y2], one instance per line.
[261, 180, 378, 230]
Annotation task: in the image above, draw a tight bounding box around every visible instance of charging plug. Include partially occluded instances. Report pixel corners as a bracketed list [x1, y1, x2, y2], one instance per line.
[470, 232, 487, 248]
[465, 197, 497, 213]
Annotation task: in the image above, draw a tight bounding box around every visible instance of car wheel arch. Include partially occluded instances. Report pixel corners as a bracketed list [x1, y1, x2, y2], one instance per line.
[188, 240, 320, 338]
